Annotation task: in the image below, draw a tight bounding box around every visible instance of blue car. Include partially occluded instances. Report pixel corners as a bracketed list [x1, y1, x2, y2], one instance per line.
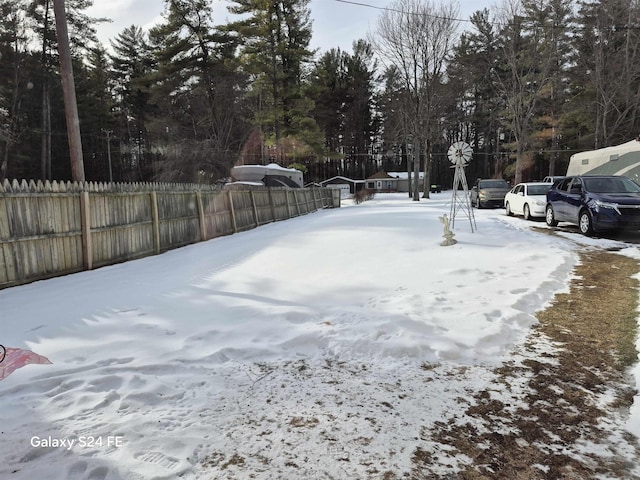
[545, 175, 640, 236]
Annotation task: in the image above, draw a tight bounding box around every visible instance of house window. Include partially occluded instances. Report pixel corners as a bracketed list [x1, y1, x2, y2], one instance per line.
[367, 181, 375, 189]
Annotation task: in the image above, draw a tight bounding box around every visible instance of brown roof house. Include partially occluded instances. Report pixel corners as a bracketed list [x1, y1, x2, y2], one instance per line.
[366, 171, 399, 192]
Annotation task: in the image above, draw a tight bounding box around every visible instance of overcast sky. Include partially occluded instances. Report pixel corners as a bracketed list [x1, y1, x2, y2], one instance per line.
[87, 0, 493, 54]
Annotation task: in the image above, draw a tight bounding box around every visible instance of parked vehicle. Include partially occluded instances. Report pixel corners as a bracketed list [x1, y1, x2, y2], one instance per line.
[566, 139, 640, 185]
[545, 175, 640, 235]
[470, 178, 511, 208]
[505, 182, 552, 220]
[543, 176, 565, 183]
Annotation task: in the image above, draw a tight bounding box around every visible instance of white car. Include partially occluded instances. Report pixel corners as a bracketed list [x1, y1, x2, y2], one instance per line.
[504, 182, 552, 220]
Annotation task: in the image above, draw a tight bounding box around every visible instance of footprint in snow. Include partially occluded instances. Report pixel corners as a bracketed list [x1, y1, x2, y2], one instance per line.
[134, 451, 180, 471]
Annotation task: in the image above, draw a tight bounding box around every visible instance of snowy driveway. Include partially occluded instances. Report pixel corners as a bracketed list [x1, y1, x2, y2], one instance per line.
[1, 193, 638, 479]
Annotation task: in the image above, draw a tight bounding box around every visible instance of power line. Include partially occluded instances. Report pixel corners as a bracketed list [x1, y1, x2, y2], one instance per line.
[334, 0, 640, 32]
[334, 0, 474, 24]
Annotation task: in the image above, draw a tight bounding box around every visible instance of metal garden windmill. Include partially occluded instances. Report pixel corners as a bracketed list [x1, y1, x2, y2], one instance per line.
[447, 141, 477, 232]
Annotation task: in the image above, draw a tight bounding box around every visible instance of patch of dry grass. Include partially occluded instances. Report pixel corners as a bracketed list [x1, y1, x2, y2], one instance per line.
[414, 250, 640, 479]
[538, 251, 639, 371]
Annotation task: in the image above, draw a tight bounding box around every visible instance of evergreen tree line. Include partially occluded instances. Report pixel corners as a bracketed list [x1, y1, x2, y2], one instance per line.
[1, 0, 639, 188]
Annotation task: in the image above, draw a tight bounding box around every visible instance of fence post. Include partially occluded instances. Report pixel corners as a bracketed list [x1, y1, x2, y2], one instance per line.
[332, 188, 341, 207]
[79, 191, 93, 270]
[195, 190, 207, 241]
[228, 190, 238, 233]
[293, 190, 301, 216]
[150, 191, 160, 253]
[210, 191, 220, 237]
[250, 189, 259, 227]
[268, 187, 276, 222]
[285, 190, 292, 218]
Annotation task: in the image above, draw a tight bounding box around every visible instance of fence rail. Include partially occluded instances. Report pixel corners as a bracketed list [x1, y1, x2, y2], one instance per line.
[0, 180, 340, 289]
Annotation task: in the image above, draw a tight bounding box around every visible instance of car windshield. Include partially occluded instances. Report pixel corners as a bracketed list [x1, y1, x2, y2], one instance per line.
[583, 177, 640, 193]
[480, 180, 508, 188]
[527, 185, 551, 195]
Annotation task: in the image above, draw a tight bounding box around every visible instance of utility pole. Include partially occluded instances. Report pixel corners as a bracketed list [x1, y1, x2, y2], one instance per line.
[52, 0, 85, 182]
[102, 129, 113, 182]
[495, 127, 502, 178]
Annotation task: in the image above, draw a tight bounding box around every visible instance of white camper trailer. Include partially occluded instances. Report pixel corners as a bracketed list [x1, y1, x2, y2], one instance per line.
[567, 139, 640, 184]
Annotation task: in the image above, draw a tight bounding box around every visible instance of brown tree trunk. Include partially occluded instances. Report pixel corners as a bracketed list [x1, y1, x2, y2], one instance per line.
[53, 0, 85, 182]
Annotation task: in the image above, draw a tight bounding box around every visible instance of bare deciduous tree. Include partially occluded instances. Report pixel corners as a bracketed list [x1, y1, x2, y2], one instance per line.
[491, 0, 556, 183]
[579, 0, 640, 148]
[371, 0, 459, 200]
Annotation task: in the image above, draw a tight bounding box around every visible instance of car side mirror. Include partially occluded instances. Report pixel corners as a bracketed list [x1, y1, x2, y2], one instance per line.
[518, 192, 524, 196]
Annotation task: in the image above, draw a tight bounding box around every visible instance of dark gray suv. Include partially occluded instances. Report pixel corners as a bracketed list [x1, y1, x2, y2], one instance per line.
[470, 178, 511, 208]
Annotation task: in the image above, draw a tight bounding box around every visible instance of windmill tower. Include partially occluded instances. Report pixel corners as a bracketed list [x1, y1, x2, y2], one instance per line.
[448, 141, 476, 232]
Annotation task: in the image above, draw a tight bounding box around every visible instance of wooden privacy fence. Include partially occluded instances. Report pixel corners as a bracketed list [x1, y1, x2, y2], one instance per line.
[0, 179, 340, 289]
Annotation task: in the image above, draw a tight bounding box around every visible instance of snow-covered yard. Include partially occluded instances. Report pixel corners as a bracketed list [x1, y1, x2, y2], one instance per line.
[1, 192, 639, 479]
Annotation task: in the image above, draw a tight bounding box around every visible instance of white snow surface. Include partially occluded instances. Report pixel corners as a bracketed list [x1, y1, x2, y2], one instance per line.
[1, 192, 639, 479]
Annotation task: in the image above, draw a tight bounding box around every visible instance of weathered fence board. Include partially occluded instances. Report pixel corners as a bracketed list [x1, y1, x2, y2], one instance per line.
[89, 192, 156, 267]
[0, 190, 84, 282]
[0, 180, 339, 289]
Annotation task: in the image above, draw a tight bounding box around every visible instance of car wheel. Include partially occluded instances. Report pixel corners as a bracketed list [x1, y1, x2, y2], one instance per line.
[545, 205, 558, 227]
[579, 210, 594, 236]
[523, 204, 531, 221]
[505, 202, 513, 216]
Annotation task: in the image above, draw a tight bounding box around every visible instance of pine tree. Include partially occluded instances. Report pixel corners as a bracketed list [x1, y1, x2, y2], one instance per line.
[28, 0, 103, 180]
[309, 48, 348, 156]
[449, 9, 503, 181]
[307, 40, 379, 180]
[226, 0, 320, 164]
[572, 0, 640, 148]
[147, 0, 250, 181]
[109, 25, 156, 180]
[0, 0, 31, 180]
[76, 45, 117, 181]
[342, 40, 379, 180]
[527, 0, 574, 178]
